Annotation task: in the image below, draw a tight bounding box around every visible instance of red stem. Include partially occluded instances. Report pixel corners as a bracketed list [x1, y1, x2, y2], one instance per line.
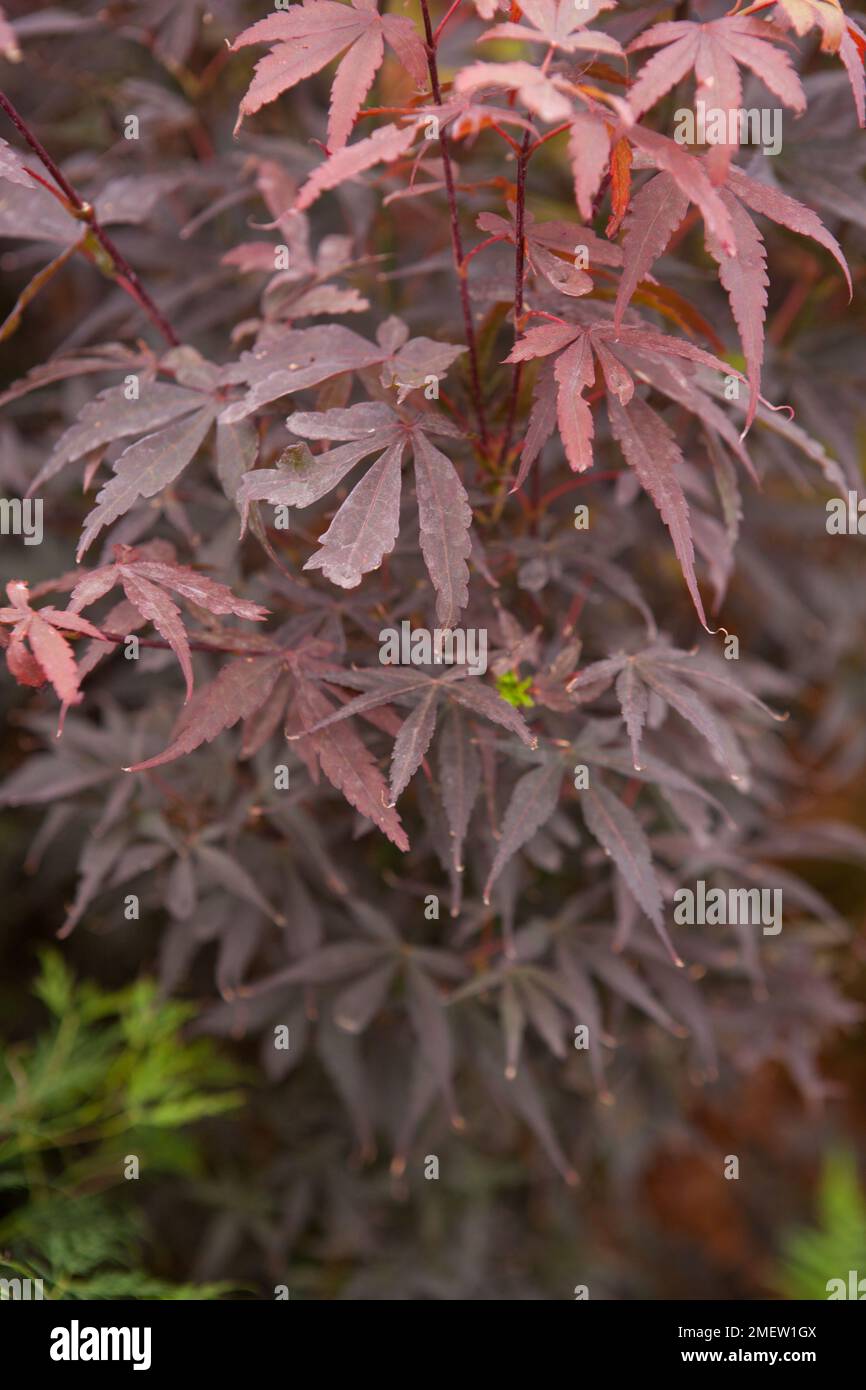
[94, 630, 277, 657]
[0, 90, 180, 348]
[433, 0, 464, 43]
[489, 121, 524, 156]
[463, 233, 507, 266]
[540, 470, 620, 509]
[418, 0, 489, 452]
[528, 122, 570, 157]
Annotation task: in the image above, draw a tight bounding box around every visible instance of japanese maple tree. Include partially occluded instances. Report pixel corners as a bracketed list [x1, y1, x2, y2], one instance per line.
[0, 0, 865, 1296]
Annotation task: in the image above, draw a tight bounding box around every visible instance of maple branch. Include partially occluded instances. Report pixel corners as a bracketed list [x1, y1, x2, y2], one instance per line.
[462, 233, 507, 266]
[95, 630, 277, 657]
[418, 0, 489, 452]
[527, 121, 570, 157]
[489, 121, 523, 156]
[433, 0, 463, 45]
[0, 238, 81, 342]
[526, 308, 568, 326]
[0, 91, 181, 349]
[540, 470, 621, 511]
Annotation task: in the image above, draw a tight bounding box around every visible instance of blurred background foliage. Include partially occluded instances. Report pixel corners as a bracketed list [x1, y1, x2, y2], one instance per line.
[1, 952, 242, 1298]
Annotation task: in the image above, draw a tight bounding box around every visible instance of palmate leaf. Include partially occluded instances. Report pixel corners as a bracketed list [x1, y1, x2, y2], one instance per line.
[239, 401, 472, 624]
[232, 0, 427, 149]
[0, 749, 112, 807]
[483, 757, 565, 904]
[614, 172, 689, 332]
[0, 581, 103, 711]
[412, 430, 473, 629]
[455, 61, 576, 123]
[24, 616, 82, 708]
[639, 662, 750, 787]
[31, 382, 209, 494]
[305, 440, 405, 588]
[552, 333, 596, 474]
[389, 686, 438, 805]
[607, 392, 710, 631]
[285, 666, 536, 827]
[0, 344, 146, 412]
[125, 655, 284, 772]
[579, 781, 677, 962]
[194, 843, 284, 928]
[0, 137, 30, 187]
[69, 542, 267, 703]
[507, 313, 748, 624]
[615, 661, 649, 773]
[220, 325, 388, 424]
[446, 678, 537, 747]
[437, 705, 481, 876]
[627, 124, 737, 253]
[614, 164, 851, 432]
[526, 106, 734, 255]
[708, 189, 771, 436]
[482, 0, 621, 55]
[405, 963, 458, 1120]
[569, 642, 784, 784]
[0, 165, 186, 248]
[333, 962, 397, 1034]
[76, 403, 219, 560]
[627, 16, 805, 180]
[567, 113, 613, 221]
[726, 165, 852, 298]
[103, 550, 267, 622]
[471, 1012, 578, 1184]
[478, 207, 621, 298]
[292, 675, 409, 850]
[319, 667, 536, 746]
[770, 0, 866, 124]
[293, 122, 419, 213]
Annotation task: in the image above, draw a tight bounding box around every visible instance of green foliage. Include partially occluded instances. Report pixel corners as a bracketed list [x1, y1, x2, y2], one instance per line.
[0, 952, 244, 1299]
[774, 1152, 866, 1300]
[495, 671, 535, 709]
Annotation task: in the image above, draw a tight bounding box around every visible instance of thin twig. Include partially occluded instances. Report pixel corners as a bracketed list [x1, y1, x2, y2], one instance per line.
[433, 0, 464, 44]
[0, 238, 81, 341]
[418, 0, 488, 452]
[95, 630, 279, 657]
[0, 91, 180, 348]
